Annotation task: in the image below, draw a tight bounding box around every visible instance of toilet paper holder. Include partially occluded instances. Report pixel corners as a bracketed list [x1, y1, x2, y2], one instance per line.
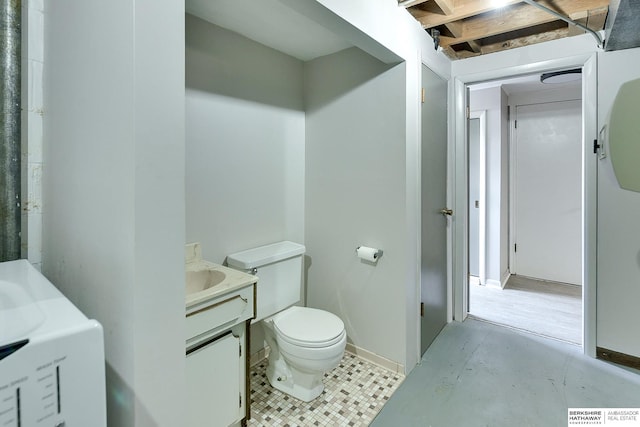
[355, 246, 383, 262]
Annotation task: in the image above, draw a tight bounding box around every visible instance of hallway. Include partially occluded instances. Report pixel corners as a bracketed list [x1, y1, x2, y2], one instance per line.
[469, 275, 582, 344]
[370, 319, 640, 426]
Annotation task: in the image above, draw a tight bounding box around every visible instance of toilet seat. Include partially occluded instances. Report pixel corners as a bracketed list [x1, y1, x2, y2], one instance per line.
[274, 306, 345, 348]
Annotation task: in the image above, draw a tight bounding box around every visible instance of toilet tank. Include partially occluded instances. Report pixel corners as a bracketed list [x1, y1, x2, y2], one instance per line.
[227, 241, 305, 322]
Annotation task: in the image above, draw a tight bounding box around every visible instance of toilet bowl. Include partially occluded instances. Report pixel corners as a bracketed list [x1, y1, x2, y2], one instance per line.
[227, 241, 347, 402]
[262, 306, 347, 402]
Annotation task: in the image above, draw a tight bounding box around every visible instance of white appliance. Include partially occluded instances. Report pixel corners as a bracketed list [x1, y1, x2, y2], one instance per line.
[0, 260, 106, 427]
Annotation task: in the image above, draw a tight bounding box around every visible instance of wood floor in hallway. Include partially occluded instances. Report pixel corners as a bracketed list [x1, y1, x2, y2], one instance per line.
[469, 274, 582, 344]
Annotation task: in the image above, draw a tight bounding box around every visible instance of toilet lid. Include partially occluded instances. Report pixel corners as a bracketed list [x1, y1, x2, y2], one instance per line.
[274, 306, 345, 348]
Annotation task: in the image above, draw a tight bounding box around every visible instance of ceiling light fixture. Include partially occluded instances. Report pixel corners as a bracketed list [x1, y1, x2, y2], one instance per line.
[540, 68, 582, 84]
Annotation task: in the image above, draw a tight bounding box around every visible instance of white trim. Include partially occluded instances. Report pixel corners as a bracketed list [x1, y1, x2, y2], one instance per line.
[250, 346, 269, 367]
[501, 270, 511, 289]
[509, 99, 517, 274]
[253, 344, 407, 377]
[453, 79, 469, 322]
[452, 53, 598, 357]
[581, 54, 598, 358]
[470, 110, 487, 287]
[345, 343, 406, 375]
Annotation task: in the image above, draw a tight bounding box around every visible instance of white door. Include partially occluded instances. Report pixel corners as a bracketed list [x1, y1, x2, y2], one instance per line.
[513, 100, 582, 285]
[421, 64, 448, 354]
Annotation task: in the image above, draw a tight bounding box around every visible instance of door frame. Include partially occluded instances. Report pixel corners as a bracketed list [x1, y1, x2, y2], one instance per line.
[468, 110, 487, 287]
[452, 53, 598, 357]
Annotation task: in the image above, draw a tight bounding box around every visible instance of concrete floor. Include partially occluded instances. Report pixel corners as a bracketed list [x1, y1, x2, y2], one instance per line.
[370, 318, 640, 427]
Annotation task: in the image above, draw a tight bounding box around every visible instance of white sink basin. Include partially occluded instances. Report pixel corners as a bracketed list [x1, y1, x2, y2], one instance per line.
[184, 243, 257, 309]
[185, 269, 226, 295]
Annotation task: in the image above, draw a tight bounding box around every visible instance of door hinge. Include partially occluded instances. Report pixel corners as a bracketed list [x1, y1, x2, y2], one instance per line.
[420, 302, 425, 317]
[514, 119, 517, 129]
[239, 393, 242, 408]
[421, 87, 425, 104]
[466, 105, 470, 119]
[239, 342, 242, 358]
[593, 139, 601, 154]
[507, 105, 511, 121]
[514, 244, 517, 253]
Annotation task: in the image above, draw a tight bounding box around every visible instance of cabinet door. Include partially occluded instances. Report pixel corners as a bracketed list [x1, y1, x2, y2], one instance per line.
[187, 333, 241, 427]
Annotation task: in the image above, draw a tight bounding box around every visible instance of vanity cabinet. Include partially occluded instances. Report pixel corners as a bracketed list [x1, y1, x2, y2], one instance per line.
[186, 282, 255, 427]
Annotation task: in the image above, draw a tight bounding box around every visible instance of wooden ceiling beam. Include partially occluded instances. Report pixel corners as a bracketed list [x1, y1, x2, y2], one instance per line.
[568, 6, 608, 36]
[412, 0, 609, 29]
[444, 20, 464, 37]
[411, 0, 523, 28]
[467, 39, 483, 53]
[399, 0, 430, 8]
[479, 27, 569, 55]
[437, 0, 610, 47]
[433, 0, 455, 15]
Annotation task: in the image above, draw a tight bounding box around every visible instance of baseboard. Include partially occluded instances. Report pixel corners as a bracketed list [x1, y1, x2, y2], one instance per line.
[485, 279, 502, 289]
[345, 343, 405, 375]
[501, 271, 511, 288]
[251, 343, 406, 376]
[597, 346, 640, 371]
[250, 346, 269, 367]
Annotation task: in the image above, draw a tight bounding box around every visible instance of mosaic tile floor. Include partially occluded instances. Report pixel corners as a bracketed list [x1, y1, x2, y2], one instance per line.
[247, 352, 404, 426]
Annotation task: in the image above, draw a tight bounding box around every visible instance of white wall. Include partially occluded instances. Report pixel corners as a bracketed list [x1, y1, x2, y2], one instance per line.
[304, 47, 407, 366]
[185, 15, 305, 264]
[22, 0, 44, 270]
[42, 1, 185, 426]
[469, 87, 507, 286]
[597, 46, 640, 358]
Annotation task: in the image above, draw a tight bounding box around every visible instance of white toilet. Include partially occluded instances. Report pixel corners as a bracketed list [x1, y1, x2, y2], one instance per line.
[227, 241, 346, 402]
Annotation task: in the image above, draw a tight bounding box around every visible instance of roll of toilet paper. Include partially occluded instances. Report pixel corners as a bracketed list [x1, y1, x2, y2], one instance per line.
[356, 246, 381, 262]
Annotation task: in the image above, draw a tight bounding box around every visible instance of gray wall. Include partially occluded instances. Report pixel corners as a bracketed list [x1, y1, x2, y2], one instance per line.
[185, 14, 305, 265]
[43, 1, 185, 425]
[304, 47, 408, 365]
[185, 15, 306, 355]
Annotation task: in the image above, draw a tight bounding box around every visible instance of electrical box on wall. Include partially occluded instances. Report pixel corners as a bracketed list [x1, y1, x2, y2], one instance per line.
[607, 77, 640, 192]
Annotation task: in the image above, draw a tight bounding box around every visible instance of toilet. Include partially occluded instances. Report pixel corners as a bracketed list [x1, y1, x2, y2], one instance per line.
[227, 241, 346, 402]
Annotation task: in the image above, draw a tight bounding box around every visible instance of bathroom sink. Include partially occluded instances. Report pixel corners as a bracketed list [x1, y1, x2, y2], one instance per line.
[184, 243, 257, 309]
[185, 269, 226, 295]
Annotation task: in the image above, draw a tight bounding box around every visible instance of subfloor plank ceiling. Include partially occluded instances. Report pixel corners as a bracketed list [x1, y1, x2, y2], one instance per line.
[402, 0, 610, 59]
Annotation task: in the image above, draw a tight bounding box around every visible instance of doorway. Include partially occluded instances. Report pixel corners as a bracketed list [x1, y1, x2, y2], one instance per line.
[454, 61, 595, 353]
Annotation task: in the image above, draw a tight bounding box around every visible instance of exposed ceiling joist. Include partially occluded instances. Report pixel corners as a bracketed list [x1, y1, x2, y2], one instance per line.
[402, 0, 611, 59]
[408, 0, 523, 28]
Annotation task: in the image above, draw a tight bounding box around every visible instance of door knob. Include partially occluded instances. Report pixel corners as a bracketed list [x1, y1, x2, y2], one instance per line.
[441, 208, 453, 216]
